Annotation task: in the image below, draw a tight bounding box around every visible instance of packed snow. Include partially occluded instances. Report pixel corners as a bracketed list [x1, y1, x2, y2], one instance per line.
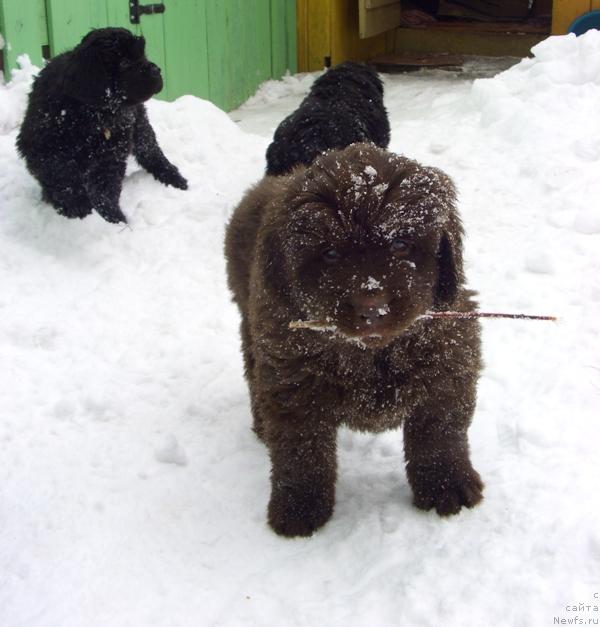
[1, 31, 600, 627]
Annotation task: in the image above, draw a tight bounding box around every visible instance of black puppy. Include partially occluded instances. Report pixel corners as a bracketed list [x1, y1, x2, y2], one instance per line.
[17, 28, 187, 224]
[265, 62, 390, 176]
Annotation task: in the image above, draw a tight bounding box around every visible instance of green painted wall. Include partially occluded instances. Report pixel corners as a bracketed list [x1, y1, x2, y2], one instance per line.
[0, 0, 46, 70]
[0, 0, 297, 111]
[162, 0, 210, 102]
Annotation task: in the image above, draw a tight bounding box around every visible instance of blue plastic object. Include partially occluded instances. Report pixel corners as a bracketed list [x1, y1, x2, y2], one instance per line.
[568, 10, 600, 36]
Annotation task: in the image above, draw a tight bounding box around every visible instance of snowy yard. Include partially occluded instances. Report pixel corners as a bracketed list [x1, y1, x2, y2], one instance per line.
[1, 32, 599, 627]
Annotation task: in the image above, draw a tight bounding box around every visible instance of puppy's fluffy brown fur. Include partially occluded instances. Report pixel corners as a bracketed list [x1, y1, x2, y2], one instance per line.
[225, 143, 483, 537]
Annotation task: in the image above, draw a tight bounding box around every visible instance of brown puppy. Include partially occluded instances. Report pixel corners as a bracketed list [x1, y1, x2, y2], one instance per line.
[225, 143, 483, 537]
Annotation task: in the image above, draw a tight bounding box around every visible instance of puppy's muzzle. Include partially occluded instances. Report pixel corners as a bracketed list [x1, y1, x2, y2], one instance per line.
[349, 291, 391, 330]
[147, 63, 163, 91]
[148, 63, 161, 79]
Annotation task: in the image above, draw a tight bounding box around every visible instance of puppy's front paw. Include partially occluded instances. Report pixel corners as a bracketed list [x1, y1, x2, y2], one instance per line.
[157, 165, 188, 190]
[95, 205, 128, 224]
[408, 462, 484, 516]
[268, 481, 334, 538]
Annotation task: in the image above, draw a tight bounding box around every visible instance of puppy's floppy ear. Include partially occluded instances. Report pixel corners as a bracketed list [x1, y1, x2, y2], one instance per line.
[261, 227, 289, 296]
[62, 38, 111, 105]
[434, 211, 465, 309]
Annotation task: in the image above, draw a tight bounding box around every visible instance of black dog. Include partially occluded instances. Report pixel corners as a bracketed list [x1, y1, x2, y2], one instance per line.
[265, 62, 390, 176]
[17, 28, 187, 224]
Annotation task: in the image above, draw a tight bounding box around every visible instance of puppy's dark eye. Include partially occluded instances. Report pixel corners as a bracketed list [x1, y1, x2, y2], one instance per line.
[390, 238, 411, 257]
[322, 248, 342, 264]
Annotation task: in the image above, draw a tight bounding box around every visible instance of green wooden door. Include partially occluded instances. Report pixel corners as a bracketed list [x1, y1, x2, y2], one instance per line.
[2, 0, 296, 110]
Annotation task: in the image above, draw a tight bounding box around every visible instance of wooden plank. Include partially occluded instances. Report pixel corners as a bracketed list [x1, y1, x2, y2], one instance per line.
[233, 0, 248, 102]
[271, 0, 298, 77]
[372, 52, 465, 69]
[271, 0, 287, 77]
[206, 0, 234, 109]
[366, 0, 399, 8]
[162, 0, 209, 101]
[104, 0, 129, 29]
[226, 0, 247, 108]
[413, 19, 550, 34]
[591, 0, 600, 11]
[296, 0, 309, 71]
[232, 0, 271, 108]
[230, 0, 248, 103]
[285, 0, 298, 74]
[38, 0, 49, 46]
[359, 0, 402, 39]
[393, 25, 544, 57]
[206, 0, 280, 110]
[306, 0, 330, 70]
[1, 0, 47, 73]
[552, 0, 591, 35]
[250, 0, 272, 92]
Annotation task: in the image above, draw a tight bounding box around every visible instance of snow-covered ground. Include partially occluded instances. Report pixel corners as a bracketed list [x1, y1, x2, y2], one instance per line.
[1, 32, 599, 627]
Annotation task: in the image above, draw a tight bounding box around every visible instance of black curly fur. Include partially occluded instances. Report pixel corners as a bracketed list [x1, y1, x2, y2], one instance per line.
[17, 27, 187, 224]
[265, 62, 390, 176]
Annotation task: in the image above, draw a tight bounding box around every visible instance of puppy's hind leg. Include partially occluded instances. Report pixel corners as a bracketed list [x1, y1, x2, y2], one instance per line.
[132, 106, 188, 190]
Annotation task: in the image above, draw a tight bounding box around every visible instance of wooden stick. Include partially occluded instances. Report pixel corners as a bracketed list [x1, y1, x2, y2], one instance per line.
[289, 311, 557, 330]
[289, 320, 336, 330]
[418, 311, 557, 321]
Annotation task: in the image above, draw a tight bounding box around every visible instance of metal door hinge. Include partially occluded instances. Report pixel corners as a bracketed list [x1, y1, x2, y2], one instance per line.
[129, 0, 165, 24]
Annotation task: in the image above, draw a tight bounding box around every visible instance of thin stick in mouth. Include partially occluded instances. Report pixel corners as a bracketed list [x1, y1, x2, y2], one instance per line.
[289, 320, 337, 331]
[418, 311, 558, 321]
[288, 311, 558, 330]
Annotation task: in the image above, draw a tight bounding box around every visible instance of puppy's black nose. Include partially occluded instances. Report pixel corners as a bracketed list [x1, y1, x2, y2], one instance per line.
[351, 292, 391, 326]
[149, 63, 161, 77]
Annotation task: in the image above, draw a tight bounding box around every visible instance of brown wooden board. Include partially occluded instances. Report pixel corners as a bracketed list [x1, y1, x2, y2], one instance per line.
[359, 0, 402, 39]
[372, 51, 465, 70]
[404, 18, 550, 34]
